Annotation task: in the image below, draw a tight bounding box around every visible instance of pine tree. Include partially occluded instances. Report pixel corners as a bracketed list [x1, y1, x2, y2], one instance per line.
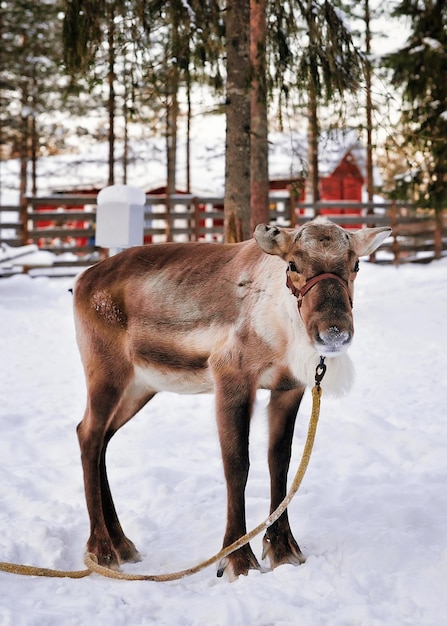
[294, 0, 364, 203]
[137, 1, 224, 240]
[332, 0, 380, 205]
[63, 0, 137, 186]
[385, 0, 447, 214]
[63, 0, 224, 236]
[228, 0, 365, 239]
[0, 0, 66, 203]
[262, 1, 364, 205]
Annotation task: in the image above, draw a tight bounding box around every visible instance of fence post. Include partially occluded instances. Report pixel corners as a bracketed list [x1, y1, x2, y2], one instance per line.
[193, 197, 200, 242]
[390, 201, 399, 264]
[20, 197, 29, 245]
[288, 196, 296, 226]
[434, 209, 443, 260]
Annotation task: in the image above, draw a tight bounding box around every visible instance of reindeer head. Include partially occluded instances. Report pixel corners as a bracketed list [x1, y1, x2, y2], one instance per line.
[254, 218, 391, 357]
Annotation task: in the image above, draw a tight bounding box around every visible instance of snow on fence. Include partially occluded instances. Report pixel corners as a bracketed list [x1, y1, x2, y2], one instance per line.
[1, 196, 446, 276]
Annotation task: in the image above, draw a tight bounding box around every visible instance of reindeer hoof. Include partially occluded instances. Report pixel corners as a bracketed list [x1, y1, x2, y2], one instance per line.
[116, 538, 141, 565]
[91, 549, 121, 571]
[216, 544, 263, 581]
[261, 530, 306, 570]
[86, 535, 122, 570]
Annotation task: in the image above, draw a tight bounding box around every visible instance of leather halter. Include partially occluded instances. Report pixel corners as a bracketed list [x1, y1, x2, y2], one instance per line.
[286, 271, 353, 311]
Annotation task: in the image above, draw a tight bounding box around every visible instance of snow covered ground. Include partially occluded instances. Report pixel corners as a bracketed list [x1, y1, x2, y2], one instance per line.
[0, 257, 446, 626]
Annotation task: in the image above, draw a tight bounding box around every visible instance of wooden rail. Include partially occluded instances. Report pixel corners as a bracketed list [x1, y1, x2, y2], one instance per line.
[1, 196, 446, 277]
[0, 205, 24, 246]
[293, 202, 447, 263]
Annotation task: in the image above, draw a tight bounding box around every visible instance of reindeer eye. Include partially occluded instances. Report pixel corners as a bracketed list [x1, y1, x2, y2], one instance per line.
[354, 260, 360, 273]
[288, 261, 298, 273]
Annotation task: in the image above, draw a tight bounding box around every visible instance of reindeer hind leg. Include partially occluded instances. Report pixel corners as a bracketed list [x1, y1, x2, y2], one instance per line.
[77, 379, 124, 569]
[101, 385, 157, 565]
[78, 354, 156, 569]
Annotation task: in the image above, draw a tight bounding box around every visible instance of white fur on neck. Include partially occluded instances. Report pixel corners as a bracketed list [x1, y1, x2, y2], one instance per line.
[291, 338, 355, 396]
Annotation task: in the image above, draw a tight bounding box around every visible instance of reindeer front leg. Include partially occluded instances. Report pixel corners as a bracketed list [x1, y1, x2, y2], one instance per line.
[262, 386, 307, 569]
[214, 372, 261, 580]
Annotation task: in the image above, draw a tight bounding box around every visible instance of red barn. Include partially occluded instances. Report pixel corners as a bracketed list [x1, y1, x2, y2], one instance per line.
[269, 149, 364, 202]
[320, 150, 363, 202]
[268, 129, 376, 224]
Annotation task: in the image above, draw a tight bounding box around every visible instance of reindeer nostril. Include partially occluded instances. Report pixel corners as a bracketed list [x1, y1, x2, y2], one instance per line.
[316, 326, 351, 353]
[328, 326, 340, 335]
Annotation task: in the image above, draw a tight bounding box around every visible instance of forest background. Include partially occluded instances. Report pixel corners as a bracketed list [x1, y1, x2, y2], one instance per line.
[1, 0, 446, 242]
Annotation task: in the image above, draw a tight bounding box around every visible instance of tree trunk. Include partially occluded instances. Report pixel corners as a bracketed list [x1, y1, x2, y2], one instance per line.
[224, 0, 251, 243]
[123, 66, 128, 185]
[250, 0, 269, 234]
[19, 87, 29, 244]
[31, 69, 38, 196]
[365, 0, 374, 209]
[19, 92, 29, 203]
[434, 208, 443, 260]
[365, 0, 375, 261]
[186, 62, 191, 194]
[307, 79, 320, 207]
[19, 127, 28, 213]
[107, 6, 115, 186]
[166, 69, 179, 243]
[31, 109, 38, 196]
[306, 7, 320, 210]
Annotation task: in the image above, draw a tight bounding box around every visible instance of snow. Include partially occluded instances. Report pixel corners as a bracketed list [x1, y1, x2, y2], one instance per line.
[422, 37, 443, 51]
[0, 243, 55, 270]
[1, 258, 447, 625]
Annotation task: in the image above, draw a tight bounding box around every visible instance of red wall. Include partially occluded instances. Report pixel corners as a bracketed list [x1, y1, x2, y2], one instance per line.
[320, 154, 363, 202]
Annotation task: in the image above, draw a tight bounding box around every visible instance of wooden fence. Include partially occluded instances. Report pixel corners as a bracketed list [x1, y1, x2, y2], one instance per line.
[294, 201, 447, 263]
[1, 195, 446, 276]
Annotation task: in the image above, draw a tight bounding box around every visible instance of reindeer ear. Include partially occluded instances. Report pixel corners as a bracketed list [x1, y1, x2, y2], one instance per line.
[253, 224, 295, 256]
[352, 226, 391, 257]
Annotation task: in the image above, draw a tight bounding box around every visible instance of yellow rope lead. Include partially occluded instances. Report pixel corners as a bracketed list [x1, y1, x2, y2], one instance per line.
[0, 560, 91, 578]
[0, 384, 322, 581]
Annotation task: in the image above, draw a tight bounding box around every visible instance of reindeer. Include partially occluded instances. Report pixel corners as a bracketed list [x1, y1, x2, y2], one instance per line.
[73, 218, 390, 581]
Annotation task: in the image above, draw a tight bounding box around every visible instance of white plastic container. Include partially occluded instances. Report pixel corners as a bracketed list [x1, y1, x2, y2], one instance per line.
[96, 184, 146, 248]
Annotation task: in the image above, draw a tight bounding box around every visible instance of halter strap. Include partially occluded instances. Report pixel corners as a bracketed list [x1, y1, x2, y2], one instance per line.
[286, 271, 352, 310]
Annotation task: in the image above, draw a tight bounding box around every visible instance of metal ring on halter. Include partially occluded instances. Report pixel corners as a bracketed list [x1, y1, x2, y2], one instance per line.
[315, 356, 327, 386]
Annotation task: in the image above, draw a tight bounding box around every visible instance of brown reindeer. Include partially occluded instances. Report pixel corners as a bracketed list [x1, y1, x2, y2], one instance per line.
[73, 218, 390, 580]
